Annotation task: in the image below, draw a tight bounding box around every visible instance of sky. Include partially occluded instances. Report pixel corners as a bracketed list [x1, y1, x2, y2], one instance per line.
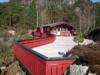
[0, 0, 100, 3]
[92, 0, 100, 2]
[0, 0, 9, 3]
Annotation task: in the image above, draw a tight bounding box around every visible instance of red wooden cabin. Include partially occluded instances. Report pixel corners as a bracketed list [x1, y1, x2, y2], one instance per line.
[13, 35, 77, 75]
[32, 22, 75, 37]
[13, 22, 77, 75]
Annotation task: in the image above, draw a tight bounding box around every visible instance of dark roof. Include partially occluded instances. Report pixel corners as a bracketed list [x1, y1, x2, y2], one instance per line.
[43, 22, 75, 30]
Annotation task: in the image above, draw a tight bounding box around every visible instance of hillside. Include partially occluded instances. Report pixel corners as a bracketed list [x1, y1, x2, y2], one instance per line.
[0, 0, 100, 75]
[95, 2, 100, 28]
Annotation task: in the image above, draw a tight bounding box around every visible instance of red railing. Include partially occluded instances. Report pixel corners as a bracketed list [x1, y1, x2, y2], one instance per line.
[20, 35, 56, 48]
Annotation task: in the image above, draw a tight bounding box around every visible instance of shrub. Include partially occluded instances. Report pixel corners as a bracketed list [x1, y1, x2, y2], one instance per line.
[74, 32, 84, 45]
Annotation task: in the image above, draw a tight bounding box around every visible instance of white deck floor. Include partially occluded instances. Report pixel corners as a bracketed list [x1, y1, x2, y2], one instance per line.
[32, 36, 94, 58]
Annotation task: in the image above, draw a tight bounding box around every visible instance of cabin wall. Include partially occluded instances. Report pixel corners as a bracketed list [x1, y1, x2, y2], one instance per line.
[13, 44, 46, 75]
[46, 60, 75, 75]
[13, 44, 75, 75]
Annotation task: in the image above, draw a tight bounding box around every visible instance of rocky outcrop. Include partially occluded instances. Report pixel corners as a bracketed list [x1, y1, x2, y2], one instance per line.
[70, 44, 100, 74]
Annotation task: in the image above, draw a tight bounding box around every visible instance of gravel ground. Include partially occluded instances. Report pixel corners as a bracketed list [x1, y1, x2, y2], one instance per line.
[0, 61, 24, 75]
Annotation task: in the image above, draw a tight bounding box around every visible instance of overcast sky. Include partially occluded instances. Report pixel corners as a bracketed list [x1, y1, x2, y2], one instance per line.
[0, 0, 100, 3]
